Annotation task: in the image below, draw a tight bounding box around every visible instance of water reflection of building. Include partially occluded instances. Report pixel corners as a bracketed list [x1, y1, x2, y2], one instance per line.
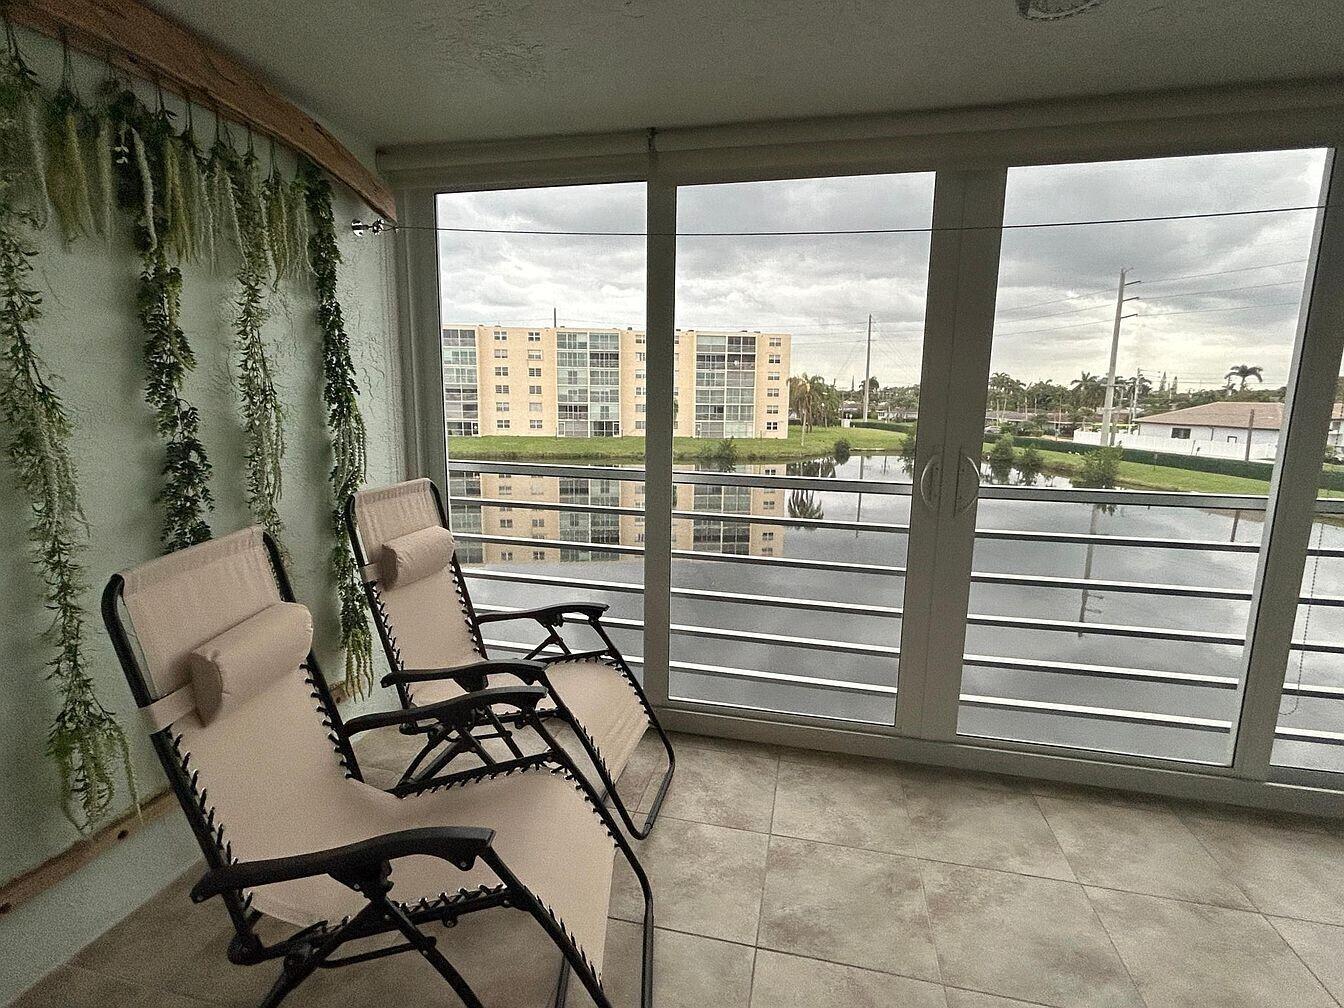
[447, 469, 785, 563]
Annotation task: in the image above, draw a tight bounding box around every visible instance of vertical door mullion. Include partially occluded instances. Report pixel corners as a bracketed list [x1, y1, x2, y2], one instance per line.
[895, 168, 1008, 741]
[396, 187, 446, 482]
[642, 179, 677, 709]
[1233, 149, 1344, 778]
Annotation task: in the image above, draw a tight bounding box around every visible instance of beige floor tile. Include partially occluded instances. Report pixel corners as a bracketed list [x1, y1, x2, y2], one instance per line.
[748, 949, 947, 1008]
[1088, 887, 1337, 1008]
[770, 752, 917, 855]
[1036, 795, 1254, 909]
[1178, 806, 1344, 925]
[1268, 916, 1344, 1003]
[609, 816, 769, 944]
[11, 965, 215, 1008]
[943, 989, 1054, 1007]
[568, 922, 754, 1008]
[640, 738, 777, 831]
[903, 779, 1075, 881]
[920, 862, 1143, 1008]
[757, 835, 941, 981]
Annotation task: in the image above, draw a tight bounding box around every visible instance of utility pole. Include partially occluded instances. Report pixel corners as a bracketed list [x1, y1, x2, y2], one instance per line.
[861, 314, 873, 421]
[1128, 365, 1141, 435]
[1245, 407, 1255, 463]
[1101, 268, 1140, 446]
[553, 307, 558, 328]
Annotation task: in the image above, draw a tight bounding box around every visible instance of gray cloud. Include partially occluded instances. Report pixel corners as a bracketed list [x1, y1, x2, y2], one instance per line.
[437, 147, 1327, 391]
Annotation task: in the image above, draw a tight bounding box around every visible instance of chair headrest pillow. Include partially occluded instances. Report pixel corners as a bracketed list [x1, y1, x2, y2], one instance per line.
[185, 602, 313, 723]
[381, 525, 456, 588]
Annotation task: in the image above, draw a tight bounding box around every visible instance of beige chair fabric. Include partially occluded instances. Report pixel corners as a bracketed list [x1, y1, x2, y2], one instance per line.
[117, 528, 615, 975]
[353, 480, 652, 781]
[186, 602, 313, 723]
[382, 525, 456, 589]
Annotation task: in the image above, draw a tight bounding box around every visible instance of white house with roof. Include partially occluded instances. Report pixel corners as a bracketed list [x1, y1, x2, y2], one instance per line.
[1074, 401, 1344, 462]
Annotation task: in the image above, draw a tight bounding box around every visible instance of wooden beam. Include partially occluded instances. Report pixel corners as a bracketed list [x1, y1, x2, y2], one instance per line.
[0, 789, 176, 917]
[7, 0, 396, 221]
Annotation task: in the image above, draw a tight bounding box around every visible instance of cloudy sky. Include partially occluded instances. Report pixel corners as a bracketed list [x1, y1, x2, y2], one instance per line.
[437, 147, 1328, 391]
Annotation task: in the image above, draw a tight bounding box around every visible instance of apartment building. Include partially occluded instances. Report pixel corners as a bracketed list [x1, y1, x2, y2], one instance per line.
[442, 325, 792, 439]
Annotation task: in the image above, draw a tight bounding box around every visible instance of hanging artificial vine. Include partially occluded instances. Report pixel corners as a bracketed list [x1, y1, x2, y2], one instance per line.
[0, 45, 135, 831]
[230, 138, 287, 551]
[107, 84, 214, 550]
[302, 160, 372, 697]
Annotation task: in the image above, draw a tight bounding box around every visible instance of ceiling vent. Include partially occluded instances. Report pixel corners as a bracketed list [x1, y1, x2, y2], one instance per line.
[1016, 0, 1106, 20]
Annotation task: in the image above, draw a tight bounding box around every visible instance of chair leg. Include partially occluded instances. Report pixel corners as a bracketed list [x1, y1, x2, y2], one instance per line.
[377, 895, 486, 1008]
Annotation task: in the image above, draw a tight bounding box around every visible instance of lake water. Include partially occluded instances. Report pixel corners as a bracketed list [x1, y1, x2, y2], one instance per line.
[455, 452, 1344, 775]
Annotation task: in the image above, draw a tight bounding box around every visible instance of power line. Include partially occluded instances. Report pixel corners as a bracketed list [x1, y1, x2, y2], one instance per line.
[414, 203, 1322, 238]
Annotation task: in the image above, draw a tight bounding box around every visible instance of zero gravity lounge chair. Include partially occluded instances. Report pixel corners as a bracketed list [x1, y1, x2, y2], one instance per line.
[101, 526, 655, 1008]
[347, 478, 675, 838]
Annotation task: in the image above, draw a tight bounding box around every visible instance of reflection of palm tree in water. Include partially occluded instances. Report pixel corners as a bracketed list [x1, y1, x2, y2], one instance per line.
[788, 489, 825, 522]
[786, 457, 835, 523]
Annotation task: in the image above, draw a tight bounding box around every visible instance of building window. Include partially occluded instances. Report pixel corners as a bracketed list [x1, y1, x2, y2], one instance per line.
[499, 518, 514, 529]
[527, 332, 541, 341]
[531, 550, 545, 560]
[496, 419, 510, 430]
[768, 372, 780, 381]
[635, 420, 645, 430]
[529, 384, 542, 395]
[635, 386, 645, 397]
[768, 354, 781, 364]
[528, 350, 542, 360]
[496, 402, 509, 412]
[766, 421, 779, 431]
[493, 348, 508, 359]
[767, 406, 780, 415]
[767, 388, 780, 398]
[1171, 427, 1191, 439]
[531, 518, 546, 529]
[1226, 435, 1239, 443]
[636, 335, 645, 344]
[635, 370, 645, 380]
[529, 367, 542, 377]
[493, 367, 508, 377]
[762, 531, 775, 542]
[769, 337, 782, 347]
[530, 419, 543, 429]
[636, 403, 646, 413]
[637, 352, 646, 362]
[500, 550, 514, 561]
[529, 402, 542, 413]
[494, 384, 509, 394]
[494, 332, 509, 341]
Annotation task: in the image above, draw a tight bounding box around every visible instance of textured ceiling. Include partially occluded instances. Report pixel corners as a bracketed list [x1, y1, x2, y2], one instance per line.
[152, 0, 1344, 151]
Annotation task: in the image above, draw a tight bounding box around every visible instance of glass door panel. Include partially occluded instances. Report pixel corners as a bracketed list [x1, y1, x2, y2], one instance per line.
[669, 172, 935, 723]
[951, 149, 1329, 763]
[436, 183, 647, 670]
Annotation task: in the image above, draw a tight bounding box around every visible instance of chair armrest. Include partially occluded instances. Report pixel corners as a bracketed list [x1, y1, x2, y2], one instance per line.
[344, 685, 549, 736]
[190, 826, 495, 901]
[475, 602, 610, 627]
[382, 659, 547, 690]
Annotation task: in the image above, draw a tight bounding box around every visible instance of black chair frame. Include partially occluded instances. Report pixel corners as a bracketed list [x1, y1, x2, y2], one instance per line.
[101, 532, 655, 1008]
[346, 479, 676, 839]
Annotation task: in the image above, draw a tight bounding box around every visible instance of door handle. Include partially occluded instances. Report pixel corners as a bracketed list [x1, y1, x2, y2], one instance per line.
[953, 450, 981, 517]
[918, 456, 941, 511]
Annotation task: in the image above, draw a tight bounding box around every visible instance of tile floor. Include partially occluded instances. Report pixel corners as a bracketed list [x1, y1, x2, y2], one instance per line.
[14, 730, 1344, 1008]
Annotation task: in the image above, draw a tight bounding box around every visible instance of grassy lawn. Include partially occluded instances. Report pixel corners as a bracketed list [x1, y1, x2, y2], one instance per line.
[1012, 446, 1275, 494]
[450, 426, 907, 463]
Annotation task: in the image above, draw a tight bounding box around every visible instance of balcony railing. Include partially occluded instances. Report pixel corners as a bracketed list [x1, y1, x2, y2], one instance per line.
[446, 458, 1344, 759]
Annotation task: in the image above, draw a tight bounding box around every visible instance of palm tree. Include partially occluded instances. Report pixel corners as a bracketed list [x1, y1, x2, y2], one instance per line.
[788, 374, 817, 432]
[1071, 372, 1105, 408]
[1226, 364, 1264, 390]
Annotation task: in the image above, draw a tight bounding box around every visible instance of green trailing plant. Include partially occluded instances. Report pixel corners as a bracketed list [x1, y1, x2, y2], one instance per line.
[178, 118, 211, 262]
[107, 86, 215, 548]
[206, 127, 241, 263]
[286, 169, 310, 278]
[2, 24, 47, 224]
[262, 151, 290, 281]
[43, 46, 95, 243]
[231, 145, 286, 550]
[302, 160, 372, 697]
[0, 52, 135, 831]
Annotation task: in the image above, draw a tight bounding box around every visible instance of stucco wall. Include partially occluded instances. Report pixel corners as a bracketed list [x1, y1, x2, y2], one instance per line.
[0, 31, 403, 1004]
